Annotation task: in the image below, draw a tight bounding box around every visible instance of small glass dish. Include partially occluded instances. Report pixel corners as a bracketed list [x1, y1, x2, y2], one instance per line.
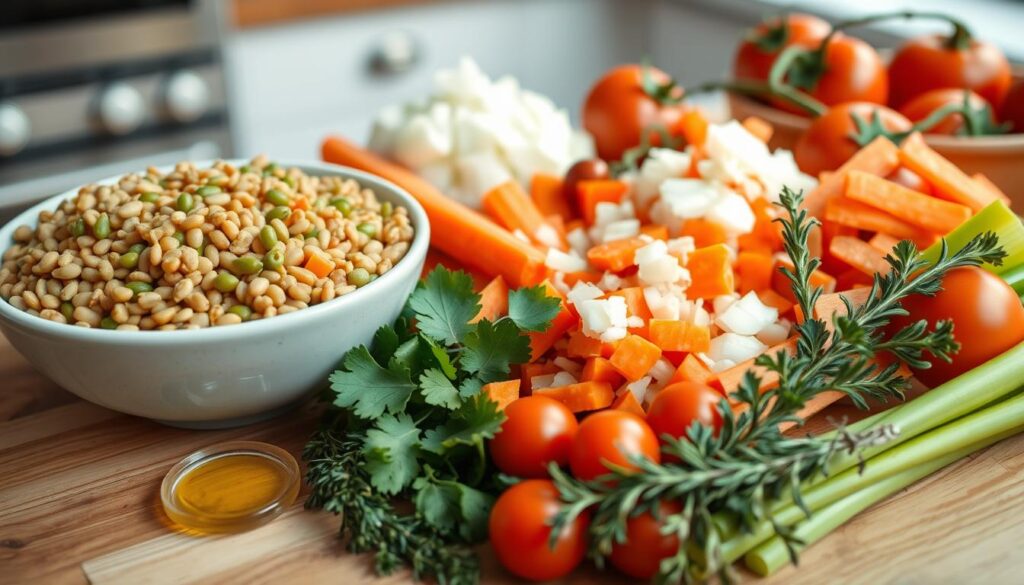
[160, 440, 300, 534]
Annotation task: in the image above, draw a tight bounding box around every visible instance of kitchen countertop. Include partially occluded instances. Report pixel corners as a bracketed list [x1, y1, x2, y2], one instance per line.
[1, 333, 1023, 584]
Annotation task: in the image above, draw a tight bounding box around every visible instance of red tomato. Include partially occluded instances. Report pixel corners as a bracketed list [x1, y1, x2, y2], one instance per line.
[886, 267, 1024, 387]
[999, 80, 1024, 133]
[888, 34, 1012, 110]
[569, 410, 660, 481]
[886, 167, 933, 196]
[898, 88, 993, 135]
[583, 64, 687, 162]
[794, 103, 913, 177]
[645, 382, 723, 442]
[733, 13, 831, 83]
[489, 479, 589, 581]
[608, 501, 683, 579]
[774, 34, 888, 115]
[489, 396, 579, 478]
[562, 159, 610, 214]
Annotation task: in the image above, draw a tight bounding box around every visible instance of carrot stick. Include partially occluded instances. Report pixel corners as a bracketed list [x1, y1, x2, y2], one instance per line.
[971, 172, 1011, 206]
[685, 244, 735, 299]
[772, 257, 836, 302]
[609, 334, 662, 381]
[482, 180, 566, 250]
[577, 180, 628, 226]
[612, 391, 646, 416]
[844, 171, 972, 234]
[829, 235, 891, 276]
[527, 281, 579, 362]
[587, 237, 647, 272]
[824, 196, 936, 246]
[535, 381, 614, 412]
[321, 136, 548, 287]
[581, 356, 626, 387]
[899, 133, 999, 212]
[714, 337, 798, 397]
[803, 136, 901, 219]
[813, 287, 873, 335]
[422, 249, 491, 287]
[779, 390, 846, 432]
[481, 379, 521, 410]
[647, 320, 711, 352]
[472, 275, 509, 323]
[530, 173, 575, 220]
[670, 353, 714, 385]
[867, 232, 901, 254]
[742, 116, 774, 143]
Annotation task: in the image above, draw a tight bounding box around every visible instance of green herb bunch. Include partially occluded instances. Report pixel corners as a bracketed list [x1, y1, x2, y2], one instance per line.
[549, 186, 1004, 583]
[304, 267, 561, 585]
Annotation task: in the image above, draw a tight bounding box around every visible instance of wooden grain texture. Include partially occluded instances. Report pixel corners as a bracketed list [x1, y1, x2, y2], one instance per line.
[1, 333, 1022, 585]
[230, 0, 441, 28]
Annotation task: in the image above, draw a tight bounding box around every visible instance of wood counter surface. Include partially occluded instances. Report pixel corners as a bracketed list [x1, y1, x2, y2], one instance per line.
[1, 332, 1022, 584]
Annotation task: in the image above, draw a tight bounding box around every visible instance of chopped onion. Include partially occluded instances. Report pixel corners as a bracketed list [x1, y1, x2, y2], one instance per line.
[715, 291, 779, 336]
[545, 248, 588, 273]
[707, 332, 768, 366]
[567, 282, 604, 307]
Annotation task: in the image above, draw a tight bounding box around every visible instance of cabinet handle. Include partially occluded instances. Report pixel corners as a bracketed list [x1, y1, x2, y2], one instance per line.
[368, 32, 420, 76]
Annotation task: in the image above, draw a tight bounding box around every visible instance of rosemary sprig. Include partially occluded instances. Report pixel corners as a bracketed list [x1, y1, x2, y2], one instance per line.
[550, 186, 1005, 583]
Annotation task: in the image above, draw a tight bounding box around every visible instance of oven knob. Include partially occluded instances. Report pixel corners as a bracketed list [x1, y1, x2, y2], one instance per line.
[0, 102, 30, 156]
[95, 82, 146, 136]
[164, 70, 210, 124]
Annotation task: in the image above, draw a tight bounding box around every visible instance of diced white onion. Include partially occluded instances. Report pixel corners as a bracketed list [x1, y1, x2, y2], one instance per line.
[553, 357, 583, 377]
[707, 333, 768, 366]
[545, 248, 588, 273]
[567, 282, 604, 307]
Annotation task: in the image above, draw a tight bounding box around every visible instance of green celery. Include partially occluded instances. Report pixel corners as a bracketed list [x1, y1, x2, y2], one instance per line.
[920, 200, 1024, 274]
[1000, 262, 1024, 295]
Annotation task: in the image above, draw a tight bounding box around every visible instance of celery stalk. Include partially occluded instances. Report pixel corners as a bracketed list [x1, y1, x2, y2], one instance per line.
[1000, 262, 1024, 295]
[920, 200, 1024, 275]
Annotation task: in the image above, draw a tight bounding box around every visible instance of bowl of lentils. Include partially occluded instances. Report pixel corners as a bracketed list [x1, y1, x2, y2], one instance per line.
[0, 158, 428, 427]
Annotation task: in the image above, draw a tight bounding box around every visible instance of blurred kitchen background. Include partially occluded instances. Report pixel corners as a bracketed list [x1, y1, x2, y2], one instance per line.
[2, 0, 1022, 222]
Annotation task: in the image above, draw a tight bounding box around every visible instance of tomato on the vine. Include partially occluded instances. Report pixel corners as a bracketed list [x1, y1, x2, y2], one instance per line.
[489, 396, 578, 478]
[489, 479, 589, 582]
[886, 266, 1024, 387]
[793, 103, 912, 176]
[569, 410, 660, 481]
[887, 34, 1012, 110]
[645, 382, 723, 442]
[583, 64, 687, 162]
[898, 88, 996, 136]
[733, 13, 831, 83]
[608, 501, 683, 579]
[773, 34, 888, 115]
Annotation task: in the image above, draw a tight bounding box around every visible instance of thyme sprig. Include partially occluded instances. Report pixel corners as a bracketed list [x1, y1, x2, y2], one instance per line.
[550, 186, 1005, 583]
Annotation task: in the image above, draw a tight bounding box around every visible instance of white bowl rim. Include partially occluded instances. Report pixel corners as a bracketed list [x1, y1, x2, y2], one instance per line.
[0, 159, 430, 346]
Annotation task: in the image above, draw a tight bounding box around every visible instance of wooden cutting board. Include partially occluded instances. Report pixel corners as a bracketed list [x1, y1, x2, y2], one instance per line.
[2, 331, 1023, 585]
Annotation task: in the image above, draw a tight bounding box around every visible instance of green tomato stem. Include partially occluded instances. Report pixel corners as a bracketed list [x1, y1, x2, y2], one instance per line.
[689, 79, 826, 116]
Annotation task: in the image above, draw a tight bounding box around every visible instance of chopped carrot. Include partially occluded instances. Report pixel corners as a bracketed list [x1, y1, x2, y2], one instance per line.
[577, 180, 629, 226]
[685, 244, 735, 299]
[836, 268, 874, 291]
[640, 224, 670, 240]
[714, 337, 798, 397]
[582, 357, 626, 387]
[607, 287, 652, 320]
[587, 237, 646, 272]
[303, 253, 334, 279]
[612, 391, 646, 416]
[899, 133, 998, 212]
[845, 171, 972, 234]
[527, 281, 579, 361]
[520, 361, 560, 395]
[321, 137, 548, 287]
[535, 381, 614, 413]
[824, 196, 937, 246]
[291, 196, 311, 211]
[803, 136, 901, 219]
[829, 235, 891, 276]
[483, 180, 566, 250]
[867, 232, 901, 254]
[609, 334, 662, 381]
[530, 173, 574, 220]
[756, 289, 794, 315]
[736, 251, 774, 294]
[779, 391, 846, 432]
[481, 379, 521, 411]
[741, 116, 774, 143]
[647, 320, 711, 352]
[567, 329, 604, 358]
[565, 218, 585, 235]
[813, 288, 873, 335]
[677, 109, 709, 148]
[772, 257, 836, 303]
[670, 353, 714, 385]
[748, 198, 785, 252]
[422, 249, 491, 288]
[472, 275, 509, 323]
[562, 271, 604, 286]
[971, 173, 1011, 206]
[680, 218, 727, 248]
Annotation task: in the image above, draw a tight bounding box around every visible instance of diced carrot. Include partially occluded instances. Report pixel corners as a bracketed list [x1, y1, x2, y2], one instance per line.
[640, 224, 670, 240]
[565, 219, 585, 235]
[303, 253, 334, 279]
[686, 244, 735, 299]
[680, 218, 727, 248]
[481, 379, 521, 411]
[756, 289, 793, 315]
[746, 198, 785, 252]
[577, 180, 628, 226]
[867, 232, 901, 254]
[520, 361, 560, 395]
[736, 251, 774, 294]
[321, 136, 548, 287]
[971, 173, 1011, 206]
[714, 337, 798, 397]
[562, 271, 604, 286]
[647, 320, 711, 352]
[483, 180, 567, 250]
[829, 235, 891, 276]
[535, 381, 614, 412]
[607, 287, 652, 320]
[582, 356, 626, 387]
[530, 173, 574, 220]
[845, 171, 972, 234]
[567, 329, 604, 358]
[670, 353, 714, 385]
[291, 196, 311, 211]
[547, 214, 567, 246]
[472, 275, 509, 323]
[824, 196, 937, 246]
[772, 257, 836, 303]
[609, 335, 662, 382]
[612, 391, 646, 416]
[741, 115, 774, 143]
[677, 109, 709, 148]
[587, 237, 646, 272]
[899, 133, 998, 212]
[803, 135, 901, 219]
[527, 281, 578, 361]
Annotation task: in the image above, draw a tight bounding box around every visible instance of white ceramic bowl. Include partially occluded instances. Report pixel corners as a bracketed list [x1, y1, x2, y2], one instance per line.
[0, 160, 429, 428]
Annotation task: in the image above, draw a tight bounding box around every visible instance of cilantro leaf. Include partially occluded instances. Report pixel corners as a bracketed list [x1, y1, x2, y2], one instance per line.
[461, 319, 531, 383]
[408, 267, 480, 345]
[457, 484, 495, 542]
[422, 395, 506, 455]
[413, 471, 461, 534]
[371, 324, 400, 365]
[420, 368, 462, 410]
[507, 285, 562, 332]
[458, 377, 484, 398]
[331, 347, 417, 419]
[362, 413, 421, 494]
[423, 336, 458, 379]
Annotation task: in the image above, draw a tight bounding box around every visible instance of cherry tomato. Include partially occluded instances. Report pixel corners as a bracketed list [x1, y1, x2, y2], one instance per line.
[489, 479, 590, 581]
[999, 80, 1024, 133]
[583, 64, 687, 162]
[569, 410, 660, 481]
[886, 267, 1024, 387]
[646, 382, 723, 442]
[608, 501, 683, 580]
[774, 34, 888, 115]
[733, 13, 831, 83]
[888, 34, 1012, 110]
[898, 88, 993, 135]
[563, 158, 610, 214]
[887, 167, 933, 196]
[794, 103, 913, 177]
[489, 396, 579, 478]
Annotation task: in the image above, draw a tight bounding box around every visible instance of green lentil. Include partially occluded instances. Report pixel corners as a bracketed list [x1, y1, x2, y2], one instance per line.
[214, 271, 239, 293]
[348, 267, 371, 287]
[265, 206, 291, 222]
[196, 185, 221, 197]
[259, 225, 278, 250]
[125, 281, 153, 297]
[265, 189, 290, 206]
[100, 317, 118, 330]
[140, 192, 160, 203]
[227, 304, 253, 321]
[263, 248, 285, 271]
[93, 213, 111, 239]
[119, 251, 140, 269]
[232, 256, 263, 275]
[330, 198, 351, 216]
[380, 201, 393, 218]
[356, 222, 377, 238]
[60, 302, 74, 321]
[172, 231, 185, 245]
[177, 192, 194, 212]
[70, 218, 86, 237]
